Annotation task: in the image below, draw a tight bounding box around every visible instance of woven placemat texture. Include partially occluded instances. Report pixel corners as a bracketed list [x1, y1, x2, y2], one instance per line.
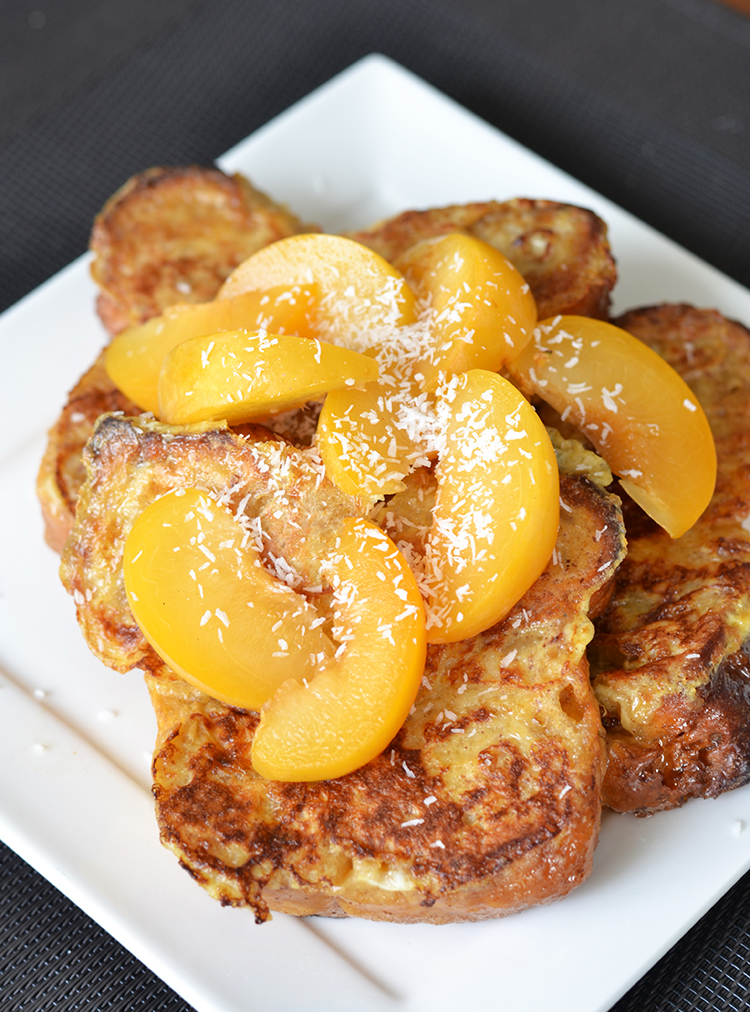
[612, 864, 750, 1012]
[2, 0, 750, 1009]
[0, 840, 194, 1012]
[0, 0, 205, 145]
[3, 835, 750, 1012]
[1, 0, 749, 314]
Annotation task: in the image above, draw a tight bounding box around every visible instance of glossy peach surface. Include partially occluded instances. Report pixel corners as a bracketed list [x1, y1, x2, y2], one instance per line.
[218, 233, 417, 343]
[123, 488, 334, 711]
[420, 370, 559, 643]
[507, 315, 717, 537]
[316, 233, 538, 499]
[317, 375, 425, 496]
[395, 233, 536, 387]
[158, 330, 379, 425]
[104, 286, 318, 414]
[251, 518, 426, 781]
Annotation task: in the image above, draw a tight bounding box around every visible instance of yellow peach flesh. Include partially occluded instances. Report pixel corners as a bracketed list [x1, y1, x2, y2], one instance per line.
[316, 233, 539, 500]
[419, 370, 559, 643]
[158, 330, 379, 426]
[317, 376, 426, 496]
[104, 285, 318, 415]
[251, 518, 426, 782]
[395, 232, 537, 387]
[123, 488, 334, 711]
[506, 315, 717, 538]
[218, 233, 417, 344]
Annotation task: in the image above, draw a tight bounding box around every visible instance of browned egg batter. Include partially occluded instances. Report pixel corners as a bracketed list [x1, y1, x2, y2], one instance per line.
[38, 164, 750, 921]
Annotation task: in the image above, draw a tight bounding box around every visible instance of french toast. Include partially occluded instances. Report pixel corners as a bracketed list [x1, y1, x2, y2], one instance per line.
[90, 165, 310, 337]
[589, 305, 750, 813]
[347, 198, 617, 321]
[37, 161, 750, 923]
[38, 165, 310, 550]
[38, 182, 619, 553]
[36, 354, 141, 553]
[59, 414, 372, 676]
[59, 413, 625, 922]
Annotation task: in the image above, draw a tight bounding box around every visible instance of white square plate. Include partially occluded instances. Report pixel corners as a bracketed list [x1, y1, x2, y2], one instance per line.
[2, 54, 750, 1012]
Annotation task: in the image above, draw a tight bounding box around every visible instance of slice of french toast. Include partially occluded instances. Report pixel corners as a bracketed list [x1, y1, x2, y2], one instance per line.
[37, 354, 141, 552]
[59, 413, 625, 922]
[347, 198, 617, 321]
[91, 165, 311, 337]
[589, 305, 750, 813]
[38, 165, 311, 550]
[38, 187, 618, 555]
[59, 414, 373, 675]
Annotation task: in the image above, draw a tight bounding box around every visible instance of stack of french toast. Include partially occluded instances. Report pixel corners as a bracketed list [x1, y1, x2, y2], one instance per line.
[37, 165, 750, 924]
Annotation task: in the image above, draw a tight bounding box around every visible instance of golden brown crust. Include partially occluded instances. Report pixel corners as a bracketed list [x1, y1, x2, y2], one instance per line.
[39, 166, 314, 552]
[36, 354, 140, 552]
[590, 305, 750, 813]
[43, 189, 616, 557]
[58, 411, 625, 922]
[146, 470, 624, 923]
[36, 355, 287, 555]
[59, 415, 372, 674]
[347, 198, 617, 321]
[90, 166, 311, 335]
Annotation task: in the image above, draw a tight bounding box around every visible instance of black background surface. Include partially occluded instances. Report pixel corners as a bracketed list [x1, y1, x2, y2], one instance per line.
[1, 1, 750, 1009]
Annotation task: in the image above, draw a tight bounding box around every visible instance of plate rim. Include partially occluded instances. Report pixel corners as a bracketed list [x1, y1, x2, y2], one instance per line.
[2, 53, 750, 1012]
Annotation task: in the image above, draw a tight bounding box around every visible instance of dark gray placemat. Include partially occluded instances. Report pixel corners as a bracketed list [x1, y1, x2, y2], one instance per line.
[3, 835, 750, 1012]
[612, 864, 750, 1012]
[0, 0, 205, 146]
[1, 0, 749, 315]
[2, 1, 750, 1010]
[0, 839, 194, 1012]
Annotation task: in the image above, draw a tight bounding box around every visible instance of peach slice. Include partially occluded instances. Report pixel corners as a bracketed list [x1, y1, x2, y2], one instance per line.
[123, 488, 335, 711]
[506, 315, 717, 538]
[315, 314, 441, 498]
[395, 232, 537, 387]
[251, 518, 426, 782]
[315, 233, 538, 499]
[104, 285, 318, 415]
[316, 376, 427, 497]
[419, 370, 559, 643]
[218, 234, 417, 343]
[158, 330, 379, 426]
